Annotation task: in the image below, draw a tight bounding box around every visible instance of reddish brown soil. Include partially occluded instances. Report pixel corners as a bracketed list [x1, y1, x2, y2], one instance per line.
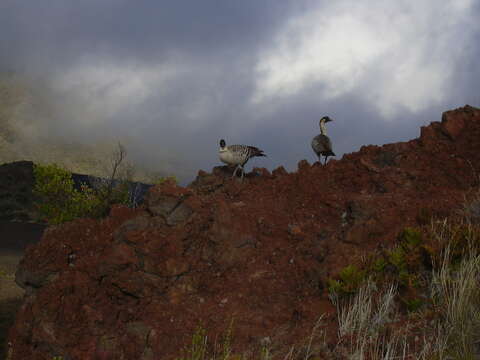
[6, 105, 480, 359]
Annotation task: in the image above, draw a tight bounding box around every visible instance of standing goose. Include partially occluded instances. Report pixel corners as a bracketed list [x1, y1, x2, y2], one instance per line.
[311, 116, 335, 165]
[219, 139, 266, 180]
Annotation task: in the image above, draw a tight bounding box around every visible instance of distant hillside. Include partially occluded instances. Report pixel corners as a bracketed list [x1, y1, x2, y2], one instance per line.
[0, 73, 173, 184]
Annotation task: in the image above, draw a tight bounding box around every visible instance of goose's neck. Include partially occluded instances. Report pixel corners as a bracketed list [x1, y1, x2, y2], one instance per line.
[320, 121, 327, 135]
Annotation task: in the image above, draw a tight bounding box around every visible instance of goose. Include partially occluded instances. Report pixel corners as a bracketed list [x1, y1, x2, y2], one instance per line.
[311, 116, 335, 165]
[219, 139, 266, 180]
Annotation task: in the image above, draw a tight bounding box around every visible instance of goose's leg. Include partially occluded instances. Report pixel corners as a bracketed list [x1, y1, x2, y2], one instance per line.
[240, 166, 245, 181]
[232, 165, 239, 178]
[323, 155, 327, 165]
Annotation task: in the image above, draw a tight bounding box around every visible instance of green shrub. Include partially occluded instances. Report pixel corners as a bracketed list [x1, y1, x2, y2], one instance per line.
[399, 227, 423, 249]
[328, 265, 366, 296]
[371, 256, 387, 272]
[89, 178, 132, 210]
[402, 297, 423, 312]
[387, 247, 407, 272]
[32, 163, 133, 224]
[327, 279, 344, 296]
[178, 327, 208, 360]
[33, 163, 101, 224]
[154, 175, 178, 185]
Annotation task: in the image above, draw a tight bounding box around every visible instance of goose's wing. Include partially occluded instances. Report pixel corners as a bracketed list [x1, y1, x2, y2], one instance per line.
[246, 145, 266, 158]
[312, 134, 332, 154]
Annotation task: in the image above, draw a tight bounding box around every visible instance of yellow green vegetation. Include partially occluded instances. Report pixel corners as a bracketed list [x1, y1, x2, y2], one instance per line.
[327, 265, 366, 296]
[33, 163, 131, 225]
[153, 175, 178, 185]
[177, 320, 236, 360]
[178, 315, 328, 360]
[327, 226, 427, 301]
[326, 216, 480, 359]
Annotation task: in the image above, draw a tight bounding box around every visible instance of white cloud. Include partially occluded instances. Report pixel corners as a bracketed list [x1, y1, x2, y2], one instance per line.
[49, 54, 233, 137]
[253, 0, 475, 118]
[52, 56, 187, 124]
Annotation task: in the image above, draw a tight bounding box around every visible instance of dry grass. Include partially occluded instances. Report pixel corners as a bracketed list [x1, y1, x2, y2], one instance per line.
[331, 280, 408, 360]
[427, 245, 480, 359]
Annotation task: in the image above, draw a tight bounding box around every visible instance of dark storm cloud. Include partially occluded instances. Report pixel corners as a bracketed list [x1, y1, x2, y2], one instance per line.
[0, 0, 296, 71]
[0, 0, 479, 183]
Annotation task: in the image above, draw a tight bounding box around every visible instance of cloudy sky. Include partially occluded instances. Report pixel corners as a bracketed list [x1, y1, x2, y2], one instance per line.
[1, 0, 479, 183]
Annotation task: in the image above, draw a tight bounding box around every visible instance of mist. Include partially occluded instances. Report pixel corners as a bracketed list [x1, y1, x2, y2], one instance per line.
[1, 0, 479, 184]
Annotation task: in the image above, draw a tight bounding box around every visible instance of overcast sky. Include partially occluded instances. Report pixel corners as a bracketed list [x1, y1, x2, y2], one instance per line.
[1, 0, 479, 183]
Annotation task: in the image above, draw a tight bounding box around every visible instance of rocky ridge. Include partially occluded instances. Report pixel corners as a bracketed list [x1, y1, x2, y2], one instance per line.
[6, 105, 480, 359]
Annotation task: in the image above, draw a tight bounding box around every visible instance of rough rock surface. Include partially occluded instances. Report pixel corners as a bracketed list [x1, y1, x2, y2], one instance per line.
[7, 105, 480, 359]
[0, 161, 38, 222]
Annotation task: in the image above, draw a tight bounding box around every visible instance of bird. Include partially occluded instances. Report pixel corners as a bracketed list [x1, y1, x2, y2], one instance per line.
[218, 139, 266, 180]
[311, 116, 335, 165]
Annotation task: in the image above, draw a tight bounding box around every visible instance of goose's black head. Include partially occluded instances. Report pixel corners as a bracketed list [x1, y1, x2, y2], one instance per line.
[219, 139, 226, 148]
[320, 116, 333, 123]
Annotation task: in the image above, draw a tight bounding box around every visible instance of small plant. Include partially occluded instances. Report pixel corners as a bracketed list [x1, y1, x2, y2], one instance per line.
[387, 247, 407, 272]
[176, 324, 238, 360]
[218, 318, 234, 360]
[371, 256, 387, 272]
[259, 345, 271, 360]
[33, 163, 103, 224]
[339, 265, 365, 288]
[88, 177, 132, 211]
[399, 227, 423, 249]
[32, 161, 141, 224]
[327, 279, 344, 295]
[328, 265, 366, 296]
[178, 327, 208, 360]
[402, 297, 424, 312]
[154, 175, 178, 185]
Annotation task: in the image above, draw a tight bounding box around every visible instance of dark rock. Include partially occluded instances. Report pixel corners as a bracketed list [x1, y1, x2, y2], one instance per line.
[272, 166, 288, 177]
[144, 182, 194, 226]
[252, 167, 271, 178]
[145, 195, 180, 217]
[166, 202, 193, 226]
[15, 266, 58, 294]
[188, 168, 227, 194]
[212, 165, 234, 178]
[374, 150, 399, 167]
[0, 221, 46, 251]
[0, 161, 39, 222]
[297, 159, 310, 172]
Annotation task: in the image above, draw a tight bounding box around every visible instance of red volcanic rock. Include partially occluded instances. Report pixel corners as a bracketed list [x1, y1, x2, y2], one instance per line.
[8, 105, 480, 359]
[441, 104, 480, 140]
[271, 165, 288, 177]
